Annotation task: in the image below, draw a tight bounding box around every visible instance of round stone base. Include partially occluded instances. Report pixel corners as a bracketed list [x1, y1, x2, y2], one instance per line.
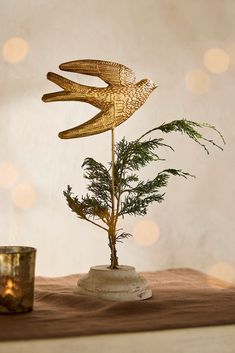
[74, 265, 152, 301]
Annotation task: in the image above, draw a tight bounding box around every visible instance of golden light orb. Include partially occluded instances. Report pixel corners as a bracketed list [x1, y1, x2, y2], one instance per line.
[2, 37, 29, 63]
[133, 220, 160, 246]
[185, 69, 210, 94]
[0, 161, 19, 189]
[207, 262, 235, 289]
[203, 48, 230, 73]
[226, 44, 235, 66]
[11, 183, 36, 209]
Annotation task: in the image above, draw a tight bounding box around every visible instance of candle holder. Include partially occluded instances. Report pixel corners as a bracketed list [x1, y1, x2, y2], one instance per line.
[0, 246, 36, 314]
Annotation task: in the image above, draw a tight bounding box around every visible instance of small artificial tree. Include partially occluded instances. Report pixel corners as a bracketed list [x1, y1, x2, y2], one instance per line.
[64, 119, 224, 269]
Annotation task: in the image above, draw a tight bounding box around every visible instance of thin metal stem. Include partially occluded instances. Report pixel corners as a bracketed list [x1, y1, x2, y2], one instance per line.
[111, 127, 115, 216]
[109, 126, 119, 269]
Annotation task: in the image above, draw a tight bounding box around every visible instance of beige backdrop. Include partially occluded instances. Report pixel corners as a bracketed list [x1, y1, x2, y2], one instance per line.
[0, 0, 234, 283]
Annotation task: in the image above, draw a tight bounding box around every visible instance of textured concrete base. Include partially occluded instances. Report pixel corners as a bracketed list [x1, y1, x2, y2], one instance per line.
[74, 265, 152, 301]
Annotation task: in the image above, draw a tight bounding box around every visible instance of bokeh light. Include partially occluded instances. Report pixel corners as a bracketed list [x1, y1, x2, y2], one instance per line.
[133, 220, 160, 246]
[207, 262, 235, 289]
[2, 37, 29, 63]
[185, 69, 210, 94]
[203, 48, 230, 73]
[226, 44, 235, 66]
[11, 183, 36, 209]
[0, 161, 19, 189]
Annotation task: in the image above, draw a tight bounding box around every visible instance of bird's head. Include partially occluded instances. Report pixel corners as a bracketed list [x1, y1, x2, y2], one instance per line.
[139, 79, 158, 92]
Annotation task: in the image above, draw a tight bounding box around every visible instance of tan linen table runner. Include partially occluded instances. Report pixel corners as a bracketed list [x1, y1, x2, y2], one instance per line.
[0, 268, 235, 341]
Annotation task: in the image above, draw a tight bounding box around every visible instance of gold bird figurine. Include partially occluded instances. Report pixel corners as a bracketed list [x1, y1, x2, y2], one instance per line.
[42, 59, 157, 139]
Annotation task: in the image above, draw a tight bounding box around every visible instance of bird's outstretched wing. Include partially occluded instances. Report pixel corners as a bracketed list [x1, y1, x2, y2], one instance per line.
[42, 72, 92, 103]
[42, 72, 78, 102]
[59, 59, 136, 86]
[59, 106, 115, 139]
[46, 72, 78, 91]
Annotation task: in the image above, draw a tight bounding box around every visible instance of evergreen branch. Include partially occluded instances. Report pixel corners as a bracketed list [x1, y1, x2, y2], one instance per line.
[119, 193, 165, 217]
[138, 119, 225, 154]
[112, 137, 172, 229]
[158, 168, 195, 179]
[63, 185, 109, 232]
[196, 122, 225, 145]
[63, 119, 224, 252]
[82, 157, 113, 208]
[84, 217, 109, 232]
[115, 137, 173, 173]
[119, 168, 193, 216]
[120, 169, 193, 196]
[116, 232, 133, 243]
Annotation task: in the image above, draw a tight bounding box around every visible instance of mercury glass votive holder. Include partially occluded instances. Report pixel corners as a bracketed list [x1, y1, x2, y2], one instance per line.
[0, 246, 36, 314]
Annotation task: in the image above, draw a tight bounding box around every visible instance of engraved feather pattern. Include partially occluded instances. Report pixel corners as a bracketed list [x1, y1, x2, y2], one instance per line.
[42, 59, 157, 139]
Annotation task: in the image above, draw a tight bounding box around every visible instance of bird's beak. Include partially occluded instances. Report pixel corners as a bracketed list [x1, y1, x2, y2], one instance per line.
[153, 82, 158, 90]
[148, 79, 158, 90]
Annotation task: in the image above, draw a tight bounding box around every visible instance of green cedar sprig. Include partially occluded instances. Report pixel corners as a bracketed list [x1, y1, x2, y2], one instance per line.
[63, 119, 225, 240]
